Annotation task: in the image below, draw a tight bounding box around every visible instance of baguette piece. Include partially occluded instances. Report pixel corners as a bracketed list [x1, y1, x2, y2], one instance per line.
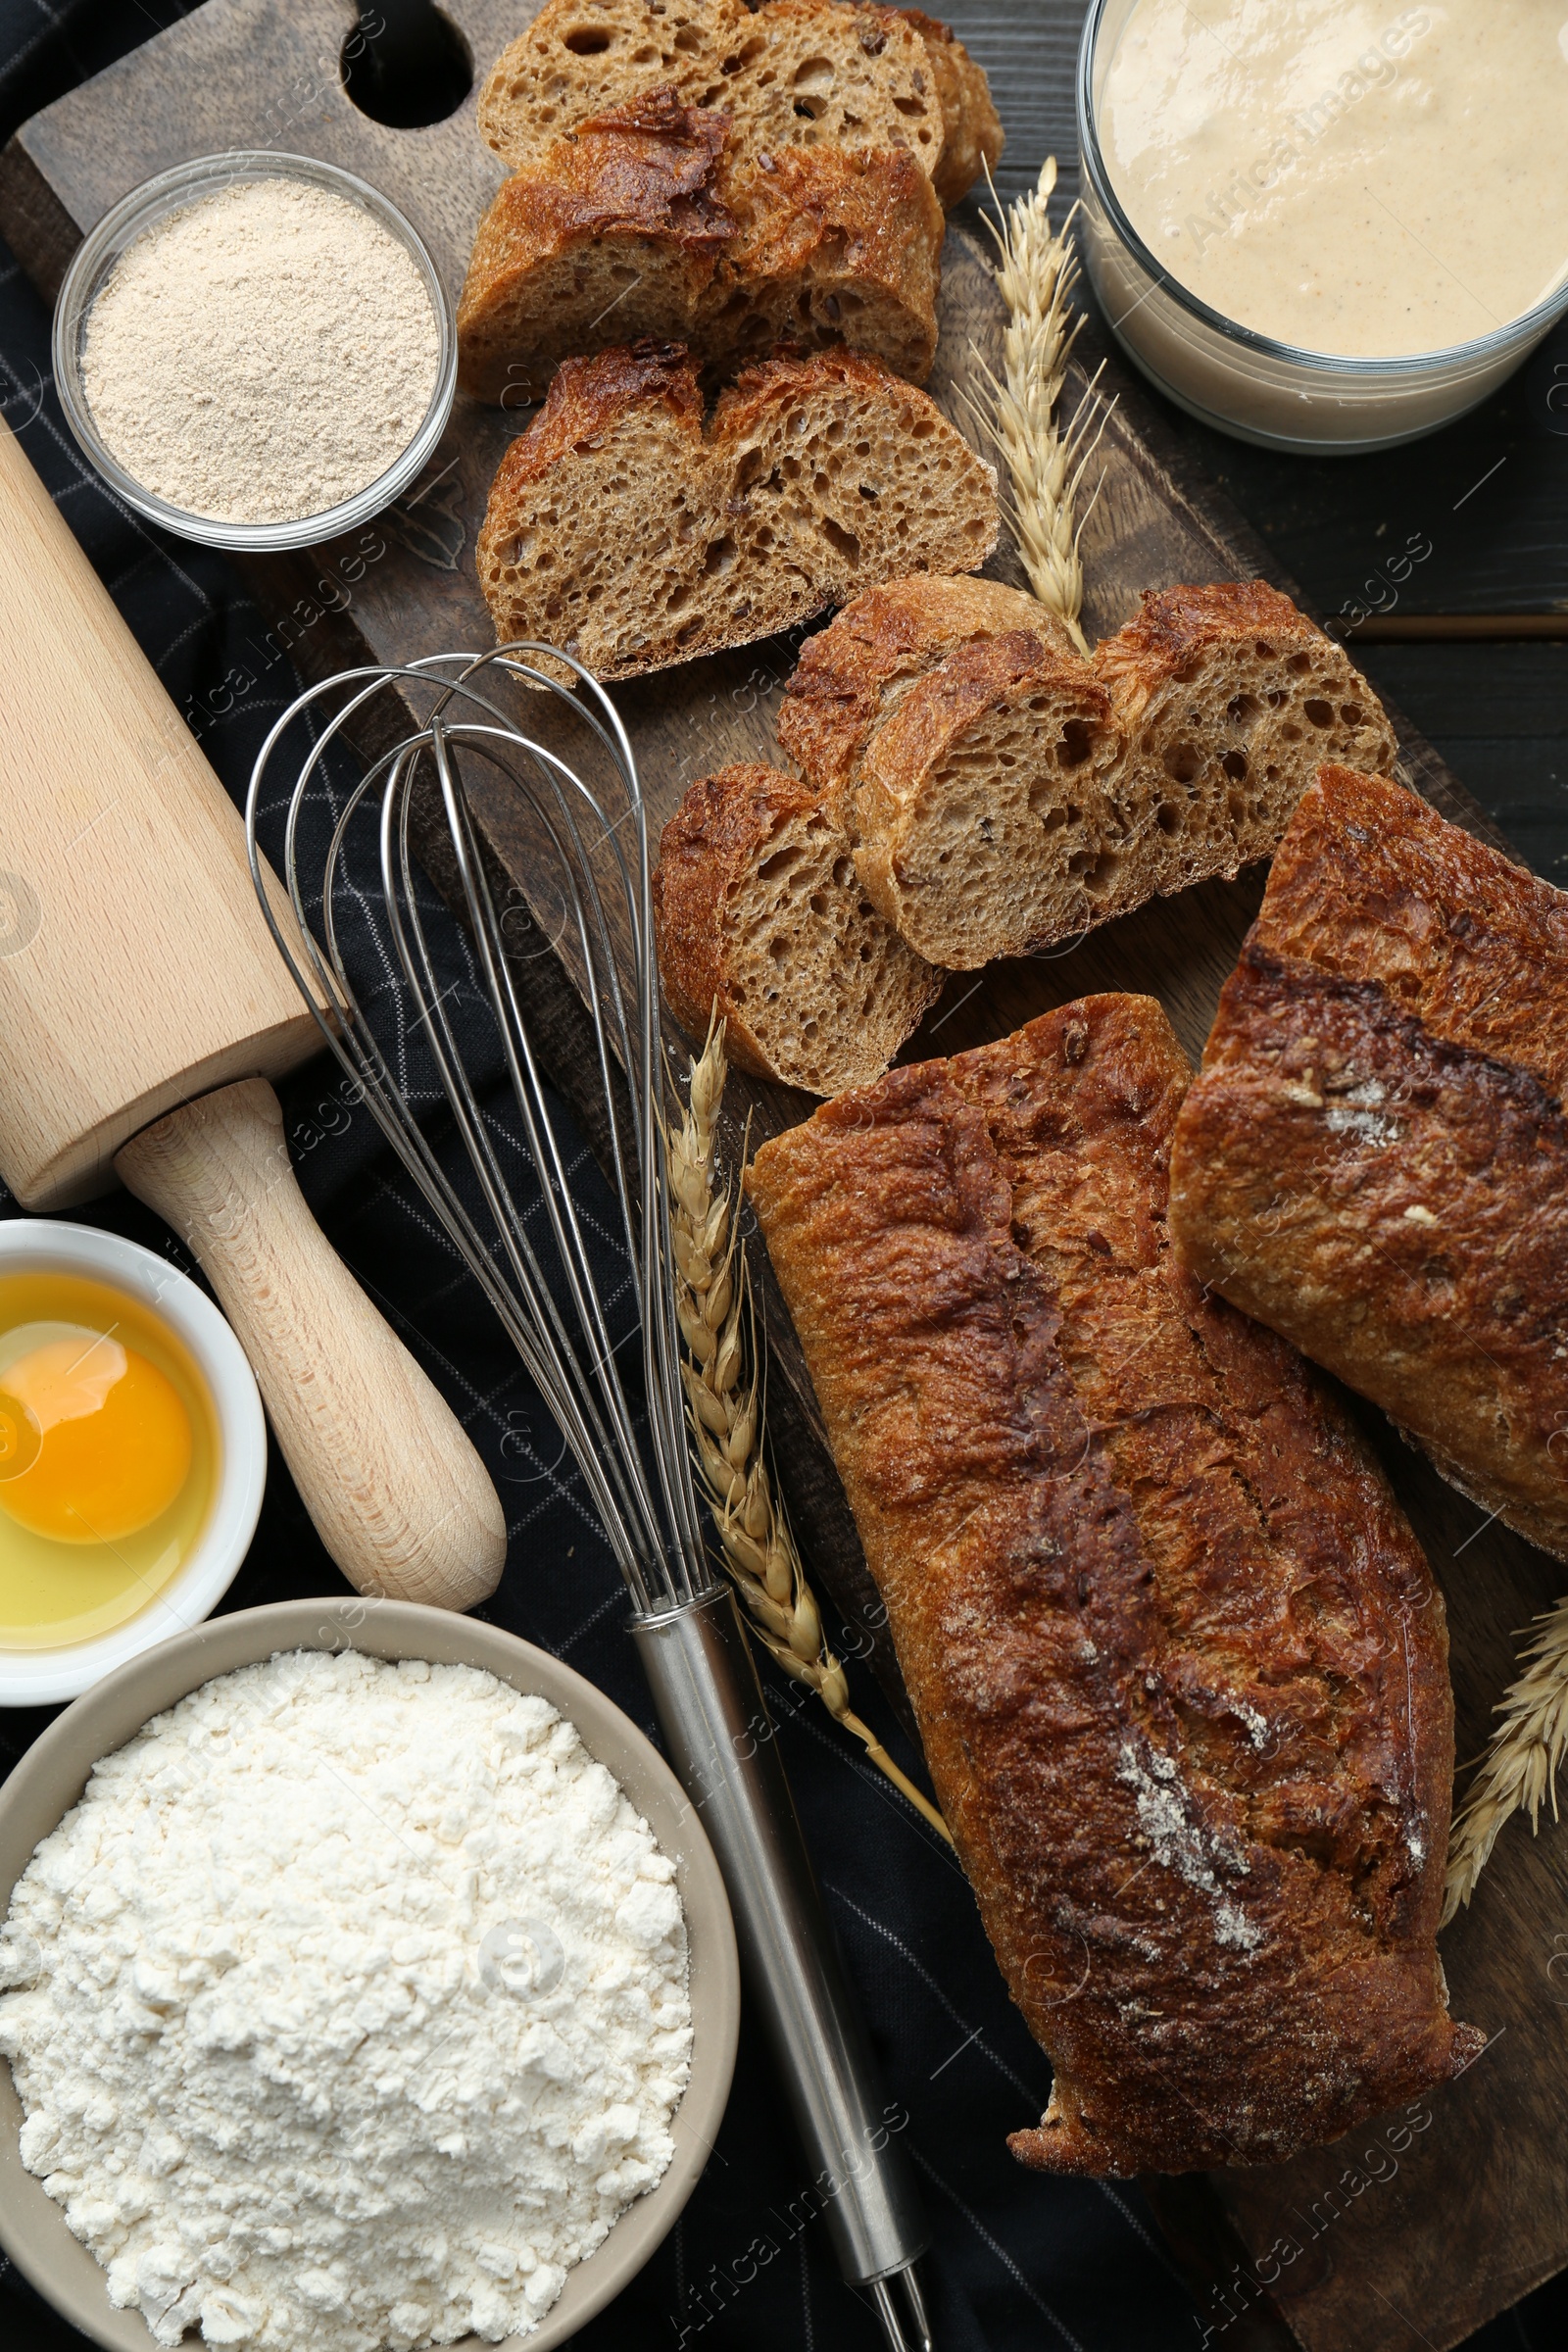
[653, 764, 943, 1091]
[1171, 763, 1568, 1563]
[477, 0, 992, 198]
[476, 343, 999, 679]
[1097, 581, 1398, 883]
[748, 994, 1481, 2176]
[458, 103, 944, 400]
[778, 576, 1396, 965]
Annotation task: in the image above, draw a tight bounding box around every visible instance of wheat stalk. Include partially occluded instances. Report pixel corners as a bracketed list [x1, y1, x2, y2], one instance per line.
[965, 155, 1114, 658]
[664, 1018, 954, 1845]
[1444, 1592, 1568, 1923]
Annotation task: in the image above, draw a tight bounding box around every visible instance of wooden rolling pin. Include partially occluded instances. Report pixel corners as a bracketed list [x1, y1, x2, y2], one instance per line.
[0, 414, 505, 1611]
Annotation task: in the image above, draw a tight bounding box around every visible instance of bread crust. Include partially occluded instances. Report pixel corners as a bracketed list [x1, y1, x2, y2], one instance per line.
[719, 143, 943, 379]
[1097, 578, 1319, 691]
[476, 0, 969, 192]
[778, 573, 1070, 808]
[459, 95, 943, 400]
[748, 993, 1480, 2175]
[1170, 764, 1568, 1561]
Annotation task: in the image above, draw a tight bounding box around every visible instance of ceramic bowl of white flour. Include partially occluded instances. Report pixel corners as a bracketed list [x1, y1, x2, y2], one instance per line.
[0, 1597, 740, 2352]
[52, 152, 456, 551]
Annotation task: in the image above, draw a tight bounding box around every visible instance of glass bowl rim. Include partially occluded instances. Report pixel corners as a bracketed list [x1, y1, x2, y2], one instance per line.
[51, 149, 457, 554]
[1075, 0, 1568, 380]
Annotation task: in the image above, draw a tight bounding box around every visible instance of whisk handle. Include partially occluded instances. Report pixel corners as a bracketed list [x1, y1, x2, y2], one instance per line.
[117, 1077, 506, 1611]
[632, 1587, 929, 2288]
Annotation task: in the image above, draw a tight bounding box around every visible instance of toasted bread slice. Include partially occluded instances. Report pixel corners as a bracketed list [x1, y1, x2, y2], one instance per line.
[654, 763, 943, 1092]
[458, 94, 944, 400]
[477, 0, 965, 192]
[475, 343, 998, 679]
[778, 576, 1397, 965]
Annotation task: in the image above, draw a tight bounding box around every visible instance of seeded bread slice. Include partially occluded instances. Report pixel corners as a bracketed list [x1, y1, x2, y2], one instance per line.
[477, 0, 956, 191]
[475, 343, 999, 679]
[654, 763, 943, 1092]
[458, 91, 944, 400]
[779, 575, 1396, 966]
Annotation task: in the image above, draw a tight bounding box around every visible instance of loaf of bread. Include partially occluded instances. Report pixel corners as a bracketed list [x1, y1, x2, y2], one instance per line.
[654, 763, 942, 1091]
[1171, 763, 1568, 1563]
[460, 0, 1001, 398]
[476, 343, 998, 678]
[748, 993, 1480, 2175]
[475, 0, 999, 202]
[777, 576, 1396, 966]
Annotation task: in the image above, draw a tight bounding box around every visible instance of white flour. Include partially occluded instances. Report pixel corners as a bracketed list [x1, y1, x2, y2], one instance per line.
[0, 1651, 692, 2351]
[82, 177, 439, 524]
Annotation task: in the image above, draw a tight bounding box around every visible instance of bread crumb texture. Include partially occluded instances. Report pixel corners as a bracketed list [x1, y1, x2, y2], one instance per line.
[653, 762, 942, 1092]
[458, 0, 1003, 396]
[476, 342, 998, 677]
[781, 577, 1398, 969]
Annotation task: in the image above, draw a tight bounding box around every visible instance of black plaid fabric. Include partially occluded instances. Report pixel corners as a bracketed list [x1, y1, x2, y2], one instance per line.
[0, 8, 1561, 2351]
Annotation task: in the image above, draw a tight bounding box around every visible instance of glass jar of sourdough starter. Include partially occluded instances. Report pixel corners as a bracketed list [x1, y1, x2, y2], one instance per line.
[1076, 0, 1568, 453]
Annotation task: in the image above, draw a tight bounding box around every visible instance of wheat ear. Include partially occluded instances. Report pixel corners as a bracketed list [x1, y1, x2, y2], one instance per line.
[1444, 1592, 1568, 1923]
[665, 1019, 954, 1845]
[965, 155, 1113, 657]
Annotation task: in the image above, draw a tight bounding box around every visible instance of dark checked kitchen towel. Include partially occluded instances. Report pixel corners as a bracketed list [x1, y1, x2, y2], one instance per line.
[0, 10, 1561, 2352]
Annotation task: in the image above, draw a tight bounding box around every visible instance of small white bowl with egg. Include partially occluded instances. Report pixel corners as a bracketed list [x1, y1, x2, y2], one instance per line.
[0, 1219, 265, 1705]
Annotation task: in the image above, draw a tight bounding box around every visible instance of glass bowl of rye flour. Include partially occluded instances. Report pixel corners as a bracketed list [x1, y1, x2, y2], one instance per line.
[53, 152, 456, 551]
[0, 1597, 739, 2352]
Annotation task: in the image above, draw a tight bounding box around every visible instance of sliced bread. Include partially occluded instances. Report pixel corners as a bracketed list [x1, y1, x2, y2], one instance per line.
[476, 0, 989, 196]
[654, 763, 943, 1092]
[457, 91, 736, 407]
[776, 572, 1073, 814]
[475, 343, 999, 679]
[1096, 581, 1398, 889]
[458, 112, 944, 401]
[778, 574, 1396, 966]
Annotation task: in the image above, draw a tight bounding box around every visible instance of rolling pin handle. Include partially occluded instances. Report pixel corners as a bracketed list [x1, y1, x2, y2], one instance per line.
[116, 1076, 506, 1611]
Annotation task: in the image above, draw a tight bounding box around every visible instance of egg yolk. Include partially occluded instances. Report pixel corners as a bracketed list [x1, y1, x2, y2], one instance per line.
[0, 1334, 192, 1544]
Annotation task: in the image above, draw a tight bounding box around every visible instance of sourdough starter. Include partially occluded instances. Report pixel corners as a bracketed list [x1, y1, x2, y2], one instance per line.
[1100, 2, 1568, 356]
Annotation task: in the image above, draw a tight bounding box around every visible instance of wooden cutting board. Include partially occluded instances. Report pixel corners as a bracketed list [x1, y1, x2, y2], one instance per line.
[4, 9, 1564, 2346]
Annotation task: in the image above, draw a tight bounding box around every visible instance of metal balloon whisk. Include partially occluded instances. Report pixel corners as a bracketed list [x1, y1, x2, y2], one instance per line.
[246, 646, 932, 2352]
